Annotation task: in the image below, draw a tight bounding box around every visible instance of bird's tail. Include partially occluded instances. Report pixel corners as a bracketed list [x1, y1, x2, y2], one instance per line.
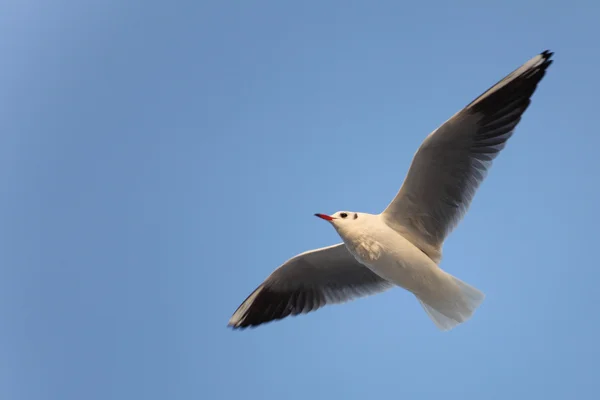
[416, 272, 485, 331]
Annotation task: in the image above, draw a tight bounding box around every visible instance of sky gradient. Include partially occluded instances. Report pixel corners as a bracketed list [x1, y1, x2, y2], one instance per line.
[2, 1, 600, 399]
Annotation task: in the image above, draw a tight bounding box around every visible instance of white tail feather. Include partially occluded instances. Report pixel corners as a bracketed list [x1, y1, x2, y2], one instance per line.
[417, 274, 485, 331]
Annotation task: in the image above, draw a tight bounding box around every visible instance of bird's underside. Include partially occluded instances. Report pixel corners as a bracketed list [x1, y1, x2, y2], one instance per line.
[228, 50, 553, 331]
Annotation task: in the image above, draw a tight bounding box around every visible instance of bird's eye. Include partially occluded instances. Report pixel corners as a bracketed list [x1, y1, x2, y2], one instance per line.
[340, 213, 348, 219]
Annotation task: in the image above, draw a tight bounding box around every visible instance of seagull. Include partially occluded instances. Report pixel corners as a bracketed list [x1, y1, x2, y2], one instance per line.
[229, 50, 553, 331]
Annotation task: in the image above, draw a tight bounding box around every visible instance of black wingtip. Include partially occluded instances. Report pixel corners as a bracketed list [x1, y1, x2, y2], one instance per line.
[540, 50, 554, 65]
[540, 50, 554, 67]
[465, 49, 554, 112]
[227, 280, 331, 330]
[227, 322, 248, 330]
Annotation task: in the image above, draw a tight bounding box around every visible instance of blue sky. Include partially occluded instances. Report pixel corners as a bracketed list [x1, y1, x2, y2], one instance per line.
[2, 1, 599, 399]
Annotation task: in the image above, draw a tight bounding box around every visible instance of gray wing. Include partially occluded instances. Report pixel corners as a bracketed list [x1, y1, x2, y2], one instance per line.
[381, 51, 553, 259]
[228, 243, 394, 329]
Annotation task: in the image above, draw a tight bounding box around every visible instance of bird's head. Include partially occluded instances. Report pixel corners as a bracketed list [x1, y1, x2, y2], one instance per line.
[314, 211, 364, 233]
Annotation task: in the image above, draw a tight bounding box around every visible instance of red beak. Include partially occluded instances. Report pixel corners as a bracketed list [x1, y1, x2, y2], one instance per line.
[314, 213, 334, 221]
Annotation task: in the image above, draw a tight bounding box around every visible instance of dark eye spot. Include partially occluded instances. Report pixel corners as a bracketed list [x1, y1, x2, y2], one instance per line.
[353, 213, 358, 220]
[340, 213, 348, 219]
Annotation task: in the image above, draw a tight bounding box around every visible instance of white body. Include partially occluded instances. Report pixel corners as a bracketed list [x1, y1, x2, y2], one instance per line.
[337, 214, 441, 293]
[335, 213, 483, 329]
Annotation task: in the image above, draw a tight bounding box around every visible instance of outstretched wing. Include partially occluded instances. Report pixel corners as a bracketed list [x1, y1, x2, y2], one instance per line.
[228, 243, 393, 329]
[382, 51, 553, 259]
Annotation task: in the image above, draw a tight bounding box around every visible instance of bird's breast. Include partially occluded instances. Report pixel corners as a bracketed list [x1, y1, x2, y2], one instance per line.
[341, 225, 440, 293]
[348, 236, 384, 263]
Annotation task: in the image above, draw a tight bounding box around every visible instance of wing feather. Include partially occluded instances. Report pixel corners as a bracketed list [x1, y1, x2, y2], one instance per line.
[381, 51, 553, 261]
[228, 244, 393, 329]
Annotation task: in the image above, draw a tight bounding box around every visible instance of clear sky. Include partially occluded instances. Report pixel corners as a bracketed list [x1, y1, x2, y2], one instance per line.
[2, 1, 599, 399]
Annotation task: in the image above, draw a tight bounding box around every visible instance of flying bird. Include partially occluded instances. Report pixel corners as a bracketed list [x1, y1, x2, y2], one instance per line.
[229, 50, 553, 331]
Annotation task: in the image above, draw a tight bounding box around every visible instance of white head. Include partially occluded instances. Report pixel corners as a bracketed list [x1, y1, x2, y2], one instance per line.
[314, 211, 371, 235]
[315, 211, 358, 222]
